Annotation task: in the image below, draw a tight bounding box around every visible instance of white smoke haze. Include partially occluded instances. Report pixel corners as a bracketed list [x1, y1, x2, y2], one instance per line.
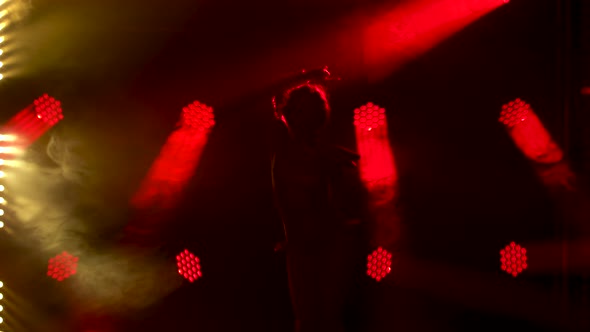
[6, 131, 182, 314]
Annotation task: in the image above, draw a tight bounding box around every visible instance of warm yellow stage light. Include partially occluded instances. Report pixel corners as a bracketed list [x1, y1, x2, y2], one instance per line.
[0, 221, 3, 228]
[0, 293, 3, 300]
[0, 198, 6, 205]
[0, 61, 3, 68]
[0, 10, 6, 18]
[0, 22, 7, 31]
[0, 74, 3, 80]
[0, 147, 16, 154]
[0, 49, 3, 55]
[0, 209, 4, 216]
[0, 135, 14, 142]
[0, 316, 3, 323]
[0, 171, 5, 178]
[0, 281, 3, 288]
[0, 304, 3, 311]
[0, 36, 3, 43]
[0, 185, 4, 191]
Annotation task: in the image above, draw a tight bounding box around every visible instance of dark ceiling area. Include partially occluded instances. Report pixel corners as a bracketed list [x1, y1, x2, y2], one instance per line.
[0, 0, 589, 331]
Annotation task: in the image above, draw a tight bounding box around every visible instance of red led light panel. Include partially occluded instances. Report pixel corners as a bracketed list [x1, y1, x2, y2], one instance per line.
[34, 94, 64, 126]
[500, 242, 527, 277]
[176, 249, 202, 282]
[181, 101, 215, 131]
[367, 247, 392, 282]
[354, 102, 386, 131]
[47, 251, 78, 281]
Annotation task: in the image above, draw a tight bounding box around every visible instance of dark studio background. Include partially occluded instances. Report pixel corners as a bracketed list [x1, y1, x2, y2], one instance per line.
[0, 0, 589, 331]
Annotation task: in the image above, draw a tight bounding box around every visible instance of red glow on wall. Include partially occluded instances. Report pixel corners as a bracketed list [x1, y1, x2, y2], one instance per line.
[181, 101, 216, 131]
[367, 247, 392, 282]
[500, 242, 527, 277]
[176, 249, 202, 282]
[354, 102, 396, 194]
[2, 94, 64, 146]
[363, 0, 508, 80]
[47, 251, 78, 281]
[499, 98, 563, 164]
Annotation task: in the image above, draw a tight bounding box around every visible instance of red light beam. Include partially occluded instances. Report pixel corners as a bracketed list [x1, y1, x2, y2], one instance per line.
[354, 102, 401, 252]
[363, 0, 509, 80]
[2, 94, 64, 146]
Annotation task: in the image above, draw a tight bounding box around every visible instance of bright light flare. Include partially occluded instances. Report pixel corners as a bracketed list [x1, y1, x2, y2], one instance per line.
[0, 146, 19, 154]
[0, 171, 5, 178]
[47, 251, 78, 281]
[363, 0, 509, 80]
[499, 98, 563, 164]
[0, 197, 6, 205]
[0, 134, 15, 142]
[0, 221, 3, 228]
[500, 242, 528, 277]
[176, 249, 202, 282]
[0, 185, 4, 191]
[367, 247, 393, 281]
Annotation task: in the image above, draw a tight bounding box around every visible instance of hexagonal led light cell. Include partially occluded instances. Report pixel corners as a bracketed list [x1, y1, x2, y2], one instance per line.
[353, 102, 387, 132]
[367, 247, 392, 282]
[47, 251, 78, 281]
[34, 94, 64, 126]
[176, 249, 202, 282]
[181, 101, 215, 131]
[499, 98, 531, 128]
[500, 241, 528, 277]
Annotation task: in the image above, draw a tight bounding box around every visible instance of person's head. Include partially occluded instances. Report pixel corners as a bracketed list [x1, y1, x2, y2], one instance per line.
[278, 83, 330, 141]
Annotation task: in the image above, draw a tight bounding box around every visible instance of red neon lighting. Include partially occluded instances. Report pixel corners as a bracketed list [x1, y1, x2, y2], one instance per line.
[500, 242, 527, 277]
[176, 249, 202, 282]
[363, 0, 508, 79]
[367, 247, 392, 282]
[499, 98, 563, 164]
[47, 251, 78, 281]
[3, 94, 64, 146]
